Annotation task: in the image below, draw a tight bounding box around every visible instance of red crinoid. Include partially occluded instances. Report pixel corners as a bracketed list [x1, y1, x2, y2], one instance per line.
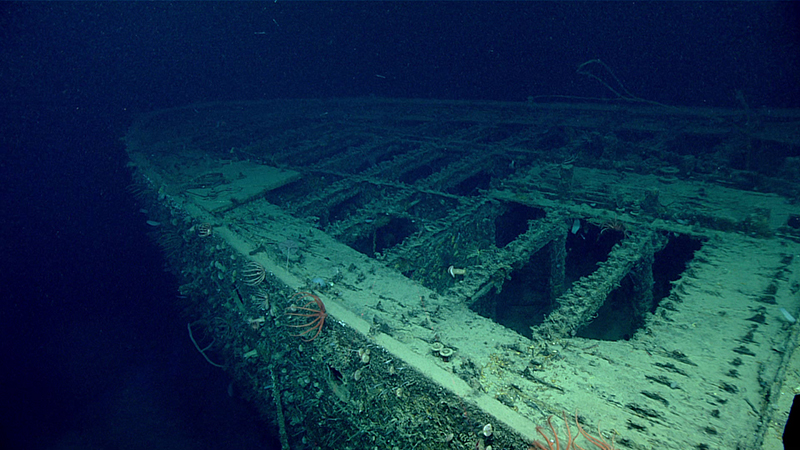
[530, 410, 615, 450]
[285, 292, 327, 342]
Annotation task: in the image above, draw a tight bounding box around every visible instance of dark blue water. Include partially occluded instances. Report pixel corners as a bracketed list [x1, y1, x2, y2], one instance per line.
[2, 3, 798, 449]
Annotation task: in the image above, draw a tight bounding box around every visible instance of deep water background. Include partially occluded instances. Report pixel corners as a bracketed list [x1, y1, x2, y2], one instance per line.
[1, 3, 798, 449]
